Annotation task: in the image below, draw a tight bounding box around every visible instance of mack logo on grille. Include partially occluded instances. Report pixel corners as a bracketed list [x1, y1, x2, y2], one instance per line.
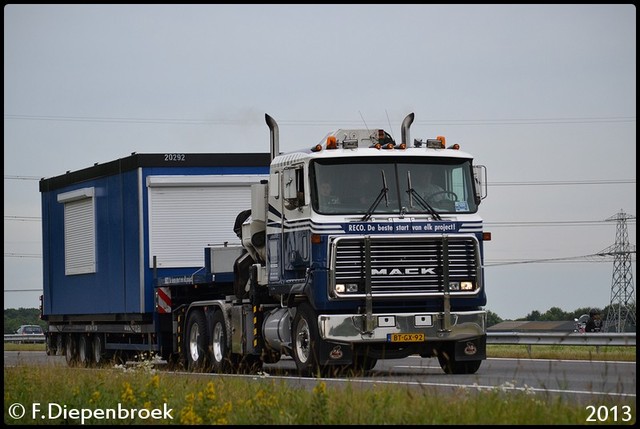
[372, 267, 436, 276]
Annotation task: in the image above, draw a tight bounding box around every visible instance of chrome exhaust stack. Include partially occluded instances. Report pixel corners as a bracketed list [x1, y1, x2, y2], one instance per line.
[265, 113, 279, 161]
[401, 112, 415, 146]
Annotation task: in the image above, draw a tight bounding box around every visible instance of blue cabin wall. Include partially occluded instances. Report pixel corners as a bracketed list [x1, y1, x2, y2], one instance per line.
[41, 169, 141, 315]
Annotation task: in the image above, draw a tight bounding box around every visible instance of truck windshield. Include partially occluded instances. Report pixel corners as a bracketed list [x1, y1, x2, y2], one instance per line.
[310, 157, 478, 215]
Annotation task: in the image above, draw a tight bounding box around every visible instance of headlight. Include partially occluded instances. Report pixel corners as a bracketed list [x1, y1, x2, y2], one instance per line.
[449, 281, 475, 291]
[460, 281, 475, 291]
[335, 283, 360, 293]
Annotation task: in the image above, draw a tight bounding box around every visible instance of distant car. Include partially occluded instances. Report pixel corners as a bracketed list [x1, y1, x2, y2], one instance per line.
[13, 325, 45, 344]
[15, 325, 44, 335]
[574, 314, 589, 333]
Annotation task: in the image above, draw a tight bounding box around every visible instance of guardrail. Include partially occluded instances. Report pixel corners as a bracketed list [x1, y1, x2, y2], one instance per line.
[4, 334, 46, 344]
[4, 332, 636, 347]
[486, 332, 636, 347]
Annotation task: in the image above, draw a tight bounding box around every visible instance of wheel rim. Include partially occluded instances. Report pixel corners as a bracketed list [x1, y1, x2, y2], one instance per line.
[65, 337, 74, 362]
[189, 324, 200, 362]
[295, 318, 310, 364]
[56, 335, 64, 356]
[212, 322, 224, 362]
[79, 338, 87, 363]
[93, 336, 102, 364]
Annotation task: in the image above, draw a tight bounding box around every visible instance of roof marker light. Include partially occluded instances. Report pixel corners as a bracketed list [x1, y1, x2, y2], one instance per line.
[426, 139, 444, 149]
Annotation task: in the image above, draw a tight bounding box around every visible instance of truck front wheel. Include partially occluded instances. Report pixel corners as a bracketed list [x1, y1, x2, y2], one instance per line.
[292, 303, 321, 376]
[185, 309, 210, 372]
[437, 344, 482, 375]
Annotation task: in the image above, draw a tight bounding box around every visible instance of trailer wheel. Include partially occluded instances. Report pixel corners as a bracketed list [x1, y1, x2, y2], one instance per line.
[56, 334, 65, 356]
[77, 335, 93, 367]
[210, 310, 234, 373]
[92, 334, 110, 367]
[292, 303, 321, 376]
[436, 345, 482, 375]
[185, 309, 210, 372]
[65, 334, 77, 366]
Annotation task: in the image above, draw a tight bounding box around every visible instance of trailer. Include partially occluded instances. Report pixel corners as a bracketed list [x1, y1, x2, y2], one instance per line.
[40, 152, 270, 366]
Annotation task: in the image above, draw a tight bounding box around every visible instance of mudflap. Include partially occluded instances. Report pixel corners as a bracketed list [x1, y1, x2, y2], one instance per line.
[454, 334, 486, 361]
[317, 339, 354, 366]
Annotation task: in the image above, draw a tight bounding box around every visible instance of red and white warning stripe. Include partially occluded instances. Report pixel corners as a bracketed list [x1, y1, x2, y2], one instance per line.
[156, 287, 171, 313]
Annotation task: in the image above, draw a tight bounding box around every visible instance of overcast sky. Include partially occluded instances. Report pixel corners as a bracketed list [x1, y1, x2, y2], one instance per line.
[4, 4, 636, 320]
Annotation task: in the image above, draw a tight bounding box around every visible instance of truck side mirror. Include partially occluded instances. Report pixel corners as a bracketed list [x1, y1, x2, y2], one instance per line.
[472, 165, 487, 204]
[283, 169, 297, 200]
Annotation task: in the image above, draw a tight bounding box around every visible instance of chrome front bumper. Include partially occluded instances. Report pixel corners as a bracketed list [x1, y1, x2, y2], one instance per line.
[318, 310, 486, 343]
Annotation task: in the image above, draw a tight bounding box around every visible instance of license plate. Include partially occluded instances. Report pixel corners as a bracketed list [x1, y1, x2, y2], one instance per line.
[387, 333, 425, 343]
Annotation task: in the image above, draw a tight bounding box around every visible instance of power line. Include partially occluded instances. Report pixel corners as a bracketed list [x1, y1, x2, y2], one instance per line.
[4, 253, 41, 258]
[486, 251, 637, 267]
[6, 175, 636, 188]
[4, 175, 41, 180]
[490, 179, 635, 186]
[4, 216, 41, 221]
[4, 113, 636, 126]
[486, 219, 636, 228]
[486, 259, 612, 266]
[5, 215, 636, 227]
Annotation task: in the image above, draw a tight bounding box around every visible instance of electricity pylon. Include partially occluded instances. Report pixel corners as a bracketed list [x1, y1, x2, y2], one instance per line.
[598, 210, 636, 333]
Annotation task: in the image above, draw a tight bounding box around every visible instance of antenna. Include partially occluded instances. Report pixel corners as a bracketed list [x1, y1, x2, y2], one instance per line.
[385, 109, 394, 141]
[358, 111, 370, 133]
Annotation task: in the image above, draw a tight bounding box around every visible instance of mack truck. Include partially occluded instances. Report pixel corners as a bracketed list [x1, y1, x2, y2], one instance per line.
[40, 112, 489, 376]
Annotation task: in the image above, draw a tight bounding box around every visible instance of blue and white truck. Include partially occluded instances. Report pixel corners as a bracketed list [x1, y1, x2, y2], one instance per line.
[41, 113, 490, 375]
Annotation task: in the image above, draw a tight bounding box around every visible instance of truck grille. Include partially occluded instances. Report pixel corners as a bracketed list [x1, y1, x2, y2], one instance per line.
[331, 235, 480, 296]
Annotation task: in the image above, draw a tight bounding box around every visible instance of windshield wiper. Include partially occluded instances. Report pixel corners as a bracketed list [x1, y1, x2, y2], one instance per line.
[406, 171, 441, 220]
[361, 170, 389, 221]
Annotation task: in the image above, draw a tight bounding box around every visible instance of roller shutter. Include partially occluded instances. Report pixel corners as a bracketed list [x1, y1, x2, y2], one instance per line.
[147, 175, 265, 268]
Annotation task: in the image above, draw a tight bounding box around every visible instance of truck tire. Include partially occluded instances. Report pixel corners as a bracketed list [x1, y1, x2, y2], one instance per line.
[77, 335, 92, 367]
[56, 334, 65, 356]
[65, 334, 77, 366]
[437, 345, 482, 375]
[292, 303, 321, 376]
[185, 309, 210, 372]
[210, 309, 235, 373]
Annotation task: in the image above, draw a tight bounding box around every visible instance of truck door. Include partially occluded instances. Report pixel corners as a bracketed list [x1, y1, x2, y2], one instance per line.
[267, 166, 310, 285]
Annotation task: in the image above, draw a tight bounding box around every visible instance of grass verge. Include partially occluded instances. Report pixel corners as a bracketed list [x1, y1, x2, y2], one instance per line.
[4, 365, 635, 425]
